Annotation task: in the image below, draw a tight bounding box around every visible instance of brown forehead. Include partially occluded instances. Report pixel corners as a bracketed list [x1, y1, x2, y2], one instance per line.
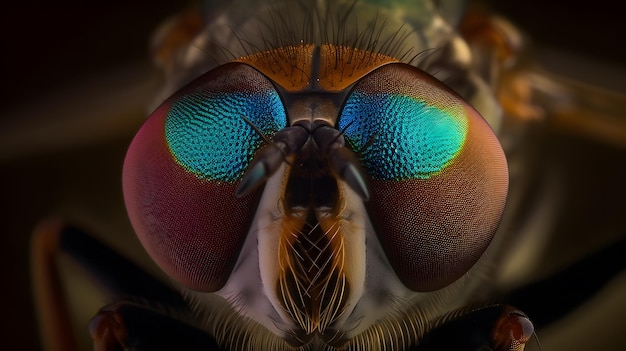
[236, 44, 399, 92]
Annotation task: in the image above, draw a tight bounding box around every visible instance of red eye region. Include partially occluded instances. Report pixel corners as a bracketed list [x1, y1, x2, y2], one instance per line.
[123, 112, 258, 291]
[357, 65, 509, 292]
[122, 63, 278, 292]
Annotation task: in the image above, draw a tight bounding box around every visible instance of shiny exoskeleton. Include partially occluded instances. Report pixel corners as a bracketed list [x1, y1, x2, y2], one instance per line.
[32, 1, 626, 351]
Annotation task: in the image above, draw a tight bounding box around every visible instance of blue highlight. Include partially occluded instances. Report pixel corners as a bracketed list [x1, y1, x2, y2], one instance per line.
[164, 86, 465, 182]
[165, 91, 287, 182]
[338, 91, 467, 180]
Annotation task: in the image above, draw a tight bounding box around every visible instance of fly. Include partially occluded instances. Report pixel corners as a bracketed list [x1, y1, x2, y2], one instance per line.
[30, 1, 626, 351]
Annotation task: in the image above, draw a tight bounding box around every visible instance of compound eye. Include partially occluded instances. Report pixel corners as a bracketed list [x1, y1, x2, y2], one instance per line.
[123, 63, 287, 291]
[338, 63, 508, 292]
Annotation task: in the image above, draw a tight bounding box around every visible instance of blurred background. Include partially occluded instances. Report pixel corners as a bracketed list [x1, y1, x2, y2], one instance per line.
[1, 1, 624, 350]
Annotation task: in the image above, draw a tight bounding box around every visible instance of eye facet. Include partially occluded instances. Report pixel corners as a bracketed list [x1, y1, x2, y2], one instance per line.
[164, 83, 286, 182]
[123, 63, 287, 292]
[338, 63, 508, 292]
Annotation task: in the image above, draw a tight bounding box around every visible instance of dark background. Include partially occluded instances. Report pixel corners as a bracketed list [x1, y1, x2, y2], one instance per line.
[2, 1, 626, 111]
[1, 1, 624, 350]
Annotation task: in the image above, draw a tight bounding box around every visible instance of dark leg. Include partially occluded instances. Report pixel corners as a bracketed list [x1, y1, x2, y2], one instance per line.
[32, 219, 223, 351]
[509, 237, 626, 329]
[414, 305, 534, 351]
[32, 219, 78, 351]
[90, 301, 224, 351]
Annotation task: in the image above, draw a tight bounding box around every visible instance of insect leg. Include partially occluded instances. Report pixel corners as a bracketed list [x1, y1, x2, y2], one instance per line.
[414, 305, 534, 351]
[32, 219, 78, 351]
[509, 237, 626, 329]
[32, 219, 223, 351]
[90, 301, 224, 351]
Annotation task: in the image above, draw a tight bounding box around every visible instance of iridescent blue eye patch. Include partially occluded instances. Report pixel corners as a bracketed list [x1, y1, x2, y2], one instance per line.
[338, 91, 468, 180]
[165, 91, 287, 182]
